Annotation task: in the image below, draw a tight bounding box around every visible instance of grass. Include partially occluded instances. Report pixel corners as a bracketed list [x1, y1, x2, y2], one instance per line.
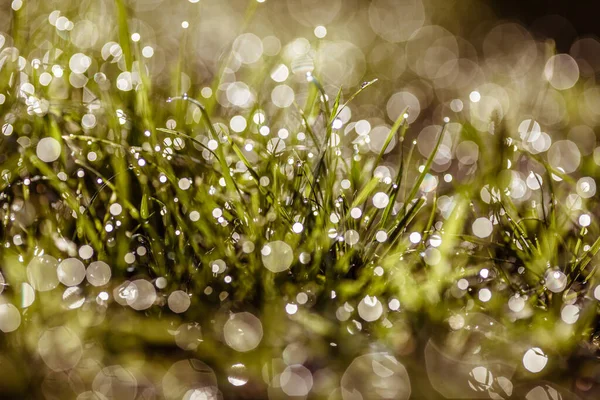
[1, 1, 600, 399]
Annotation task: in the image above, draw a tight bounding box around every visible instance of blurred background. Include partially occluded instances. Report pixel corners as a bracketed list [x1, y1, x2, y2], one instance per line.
[3, 0, 600, 399]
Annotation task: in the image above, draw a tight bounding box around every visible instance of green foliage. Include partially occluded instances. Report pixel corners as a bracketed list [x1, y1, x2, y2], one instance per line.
[1, 1, 600, 399]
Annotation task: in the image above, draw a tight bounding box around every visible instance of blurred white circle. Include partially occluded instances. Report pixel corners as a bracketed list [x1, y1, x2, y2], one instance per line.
[57, 258, 86, 287]
[262, 241, 294, 273]
[544, 269, 567, 293]
[523, 347, 548, 373]
[341, 353, 411, 400]
[125, 279, 156, 310]
[27, 255, 59, 292]
[224, 312, 263, 352]
[357, 295, 383, 322]
[168, 290, 191, 314]
[561, 304, 579, 324]
[38, 326, 82, 371]
[472, 217, 493, 238]
[386, 91, 420, 123]
[36, 137, 61, 163]
[86, 261, 111, 287]
[0, 303, 21, 332]
[233, 33, 263, 64]
[369, 0, 425, 43]
[544, 54, 579, 90]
